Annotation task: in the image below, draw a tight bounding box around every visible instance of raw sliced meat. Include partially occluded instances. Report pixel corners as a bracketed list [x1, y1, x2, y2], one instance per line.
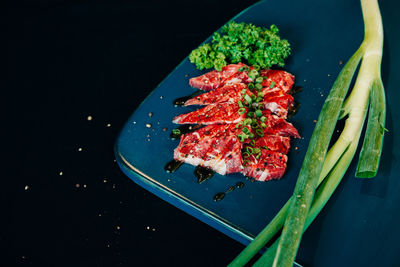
[242, 150, 288, 181]
[261, 93, 294, 118]
[260, 69, 295, 93]
[252, 135, 291, 154]
[189, 63, 250, 90]
[184, 83, 249, 106]
[173, 124, 244, 175]
[172, 63, 299, 182]
[261, 110, 300, 138]
[172, 102, 245, 125]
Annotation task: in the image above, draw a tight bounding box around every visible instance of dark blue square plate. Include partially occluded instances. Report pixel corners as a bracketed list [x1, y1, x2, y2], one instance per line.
[115, 0, 400, 266]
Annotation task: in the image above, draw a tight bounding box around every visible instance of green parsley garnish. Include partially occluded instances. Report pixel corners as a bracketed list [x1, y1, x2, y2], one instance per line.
[189, 21, 291, 71]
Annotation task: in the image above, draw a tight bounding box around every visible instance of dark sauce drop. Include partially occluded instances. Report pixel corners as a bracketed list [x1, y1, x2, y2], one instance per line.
[288, 101, 300, 118]
[170, 124, 203, 139]
[194, 166, 215, 184]
[213, 192, 225, 202]
[226, 186, 235, 193]
[289, 85, 303, 95]
[164, 160, 183, 173]
[213, 181, 245, 202]
[173, 91, 202, 106]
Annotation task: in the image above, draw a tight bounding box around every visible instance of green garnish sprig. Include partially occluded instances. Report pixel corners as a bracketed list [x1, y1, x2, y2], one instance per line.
[189, 21, 291, 71]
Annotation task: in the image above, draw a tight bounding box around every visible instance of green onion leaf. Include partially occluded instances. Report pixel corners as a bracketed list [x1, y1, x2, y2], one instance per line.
[244, 118, 252, 125]
[236, 121, 244, 128]
[244, 94, 252, 104]
[238, 107, 246, 114]
[172, 129, 181, 135]
[256, 129, 264, 137]
[247, 111, 254, 118]
[270, 81, 276, 88]
[256, 77, 264, 83]
[246, 147, 254, 154]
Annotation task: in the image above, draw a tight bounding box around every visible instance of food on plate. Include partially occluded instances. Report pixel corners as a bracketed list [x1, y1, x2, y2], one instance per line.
[171, 63, 299, 181]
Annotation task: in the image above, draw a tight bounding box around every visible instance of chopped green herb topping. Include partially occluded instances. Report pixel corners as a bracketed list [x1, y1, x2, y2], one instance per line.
[189, 21, 291, 71]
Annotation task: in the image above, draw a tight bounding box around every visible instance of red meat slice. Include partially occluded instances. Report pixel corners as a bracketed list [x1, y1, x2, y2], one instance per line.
[261, 110, 300, 138]
[173, 124, 244, 175]
[172, 102, 245, 125]
[260, 69, 295, 93]
[261, 93, 294, 118]
[184, 83, 249, 106]
[189, 63, 250, 91]
[242, 150, 288, 181]
[252, 135, 291, 154]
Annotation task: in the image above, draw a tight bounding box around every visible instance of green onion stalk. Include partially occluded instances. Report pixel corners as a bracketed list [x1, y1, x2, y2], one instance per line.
[228, 0, 385, 266]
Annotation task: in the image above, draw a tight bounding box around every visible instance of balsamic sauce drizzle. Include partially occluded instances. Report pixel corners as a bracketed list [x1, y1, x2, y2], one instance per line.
[287, 101, 300, 118]
[164, 160, 183, 173]
[213, 182, 245, 202]
[194, 166, 215, 184]
[173, 90, 202, 107]
[289, 85, 303, 95]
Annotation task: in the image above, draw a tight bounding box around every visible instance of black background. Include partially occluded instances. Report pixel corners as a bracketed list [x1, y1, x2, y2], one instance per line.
[4, 0, 260, 266]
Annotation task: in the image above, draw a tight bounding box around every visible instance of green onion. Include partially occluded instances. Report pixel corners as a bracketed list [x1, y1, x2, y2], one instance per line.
[248, 83, 254, 90]
[256, 129, 264, 137]
[248, 132, 254, 139]
[242, 127, 250, 134]
[256, 97, 263, 102]
[247, 111, 254, 118]
[255, 83, 263, 91]
[235, 121, 243, 128]
[255, 110, 263, 117]
[253, 147, 261, 154]
[258, 104, 265, 110]
[237, 100, 243, 108]
[250, 140, 256, 147]
[244, 118, 252, 125]
[229, 1, 385, 266]
[238, 107, 246, 114]
[270, 81, 276, 88]
[263, 146, 270, 150]
[172, 129, 181, 135]
[237, 134, 246, 142]
[256, 77, 264, 83]
[241, 89, 247, 95]
[246, 147, 254, 154]
[244, 94, 252, 104]
[242, 152, 251, 158]
[260, 116, 267, 122]
[257, 91, 265, 97]
[260, 122, 267, 129]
